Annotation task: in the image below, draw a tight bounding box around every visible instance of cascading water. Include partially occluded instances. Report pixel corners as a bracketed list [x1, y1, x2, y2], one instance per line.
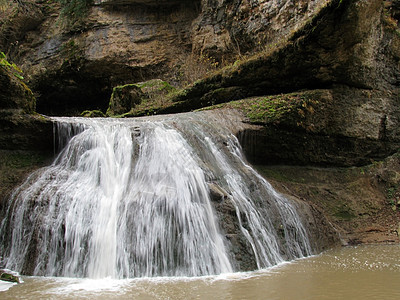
[0, 113, 312, 279]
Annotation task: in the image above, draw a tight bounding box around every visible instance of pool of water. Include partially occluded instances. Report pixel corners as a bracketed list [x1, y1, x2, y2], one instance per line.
[1, 245, 399, 299]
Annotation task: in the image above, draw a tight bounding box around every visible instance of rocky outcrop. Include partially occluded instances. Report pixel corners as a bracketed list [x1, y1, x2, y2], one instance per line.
[0, 0, 336, 116]
[259, 154, 400, 246]
[0, 56, 53, 213]
[191, 0, 331, 59]
[0, 66, 35, 114]
[106, 79, 175, 116]
[164, 0, 400, 166]
[233, 87, 399, 166]
[0, 55, 52, 152]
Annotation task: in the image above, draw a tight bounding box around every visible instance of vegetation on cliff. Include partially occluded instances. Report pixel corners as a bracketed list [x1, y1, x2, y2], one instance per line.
[0, 51, 35, 113]
[199, 91, 321, 129]
[0, 51, 24, 80]
[106, 79, 177, 117]
[57, 0, 92, 19]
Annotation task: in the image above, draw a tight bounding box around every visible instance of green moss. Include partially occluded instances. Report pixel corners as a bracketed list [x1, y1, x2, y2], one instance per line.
[112, 80, 176, 94]
[108, 80, 180, 117]
[80, 110, 105, 117]
[136, 79, 176, 93]
[57, 0, 93, 22]
[113, 83, 138, 91]
[0, 151, 48, 169]
[334, 209, 356, 220]
[1, 51, 36, 113]
[198, 91, 320, 127]
[0, 272, 20, 283]
[254, 166, 293, 182]
[0, 51, 24, 80]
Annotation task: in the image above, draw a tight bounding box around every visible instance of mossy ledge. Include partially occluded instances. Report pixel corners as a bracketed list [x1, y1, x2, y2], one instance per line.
[106, 79, 177, 117]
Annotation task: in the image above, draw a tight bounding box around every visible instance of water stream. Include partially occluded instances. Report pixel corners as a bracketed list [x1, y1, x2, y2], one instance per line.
[0, 113, 311, 279]
[1, 245, 399, 299]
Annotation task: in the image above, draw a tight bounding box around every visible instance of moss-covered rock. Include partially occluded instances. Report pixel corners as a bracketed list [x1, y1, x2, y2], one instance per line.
[106, 79, 176, 117]
[199, 86, 399, 167]
[0, 53, 35, 114]
[107, 84, 144, 116]
[210, 90, 323, 127]
[0, 54, 53, 215]
[0, 269, 20, 283]
[80, 109, 106, 118]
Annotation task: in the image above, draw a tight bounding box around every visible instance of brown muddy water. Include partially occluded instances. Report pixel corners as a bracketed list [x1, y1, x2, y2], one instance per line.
[1, 244, 399, 300]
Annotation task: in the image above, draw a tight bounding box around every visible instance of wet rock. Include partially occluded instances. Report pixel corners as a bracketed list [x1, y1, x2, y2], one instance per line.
[208, 182, 228, 203]
[0, 269, 20, 283]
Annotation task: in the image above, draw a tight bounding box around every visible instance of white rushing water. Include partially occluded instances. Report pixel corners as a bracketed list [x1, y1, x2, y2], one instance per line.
[0, 114, 311, 279]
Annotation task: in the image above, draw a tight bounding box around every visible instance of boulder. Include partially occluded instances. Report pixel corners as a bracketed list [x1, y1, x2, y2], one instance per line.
[107, 79, 175, 116]
[0, 269, 20, 283]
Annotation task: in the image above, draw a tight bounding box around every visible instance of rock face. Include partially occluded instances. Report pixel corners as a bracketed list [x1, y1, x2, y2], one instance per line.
[191, 0, 331, 58]
[0, 56, 53, 214]
[167, 0, 400, 166]
[0, 59, 52, 152]
[1, 0, 201, 115]
[0, 68, 35, 114]
[0, 0, 334, 116]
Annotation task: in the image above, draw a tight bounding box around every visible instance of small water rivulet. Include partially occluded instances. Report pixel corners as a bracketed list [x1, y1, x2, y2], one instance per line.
[0, 112, 312, 279]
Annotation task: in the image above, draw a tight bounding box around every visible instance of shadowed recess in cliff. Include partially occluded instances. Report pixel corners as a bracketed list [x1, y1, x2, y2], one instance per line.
[0, 113, 312, 278]
[31, 0, 201, 116]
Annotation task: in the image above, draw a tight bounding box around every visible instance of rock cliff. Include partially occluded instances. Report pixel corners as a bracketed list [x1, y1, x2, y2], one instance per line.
[3, 0, 394, 166]
[0, 52, 53, 214]
[168, 0, 400, 167]
[1, 0, 336, 116]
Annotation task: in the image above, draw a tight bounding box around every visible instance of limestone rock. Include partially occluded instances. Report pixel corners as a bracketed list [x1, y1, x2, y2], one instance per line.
[208, 182, 228, 203]
[191, 0, 331, 59]
[107, 79, 175, 116]
[0, 0, 334, 115]
[169, 0, 400, 166]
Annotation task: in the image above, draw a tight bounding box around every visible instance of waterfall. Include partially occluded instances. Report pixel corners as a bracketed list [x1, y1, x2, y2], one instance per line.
[0, 113, 312, 278]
